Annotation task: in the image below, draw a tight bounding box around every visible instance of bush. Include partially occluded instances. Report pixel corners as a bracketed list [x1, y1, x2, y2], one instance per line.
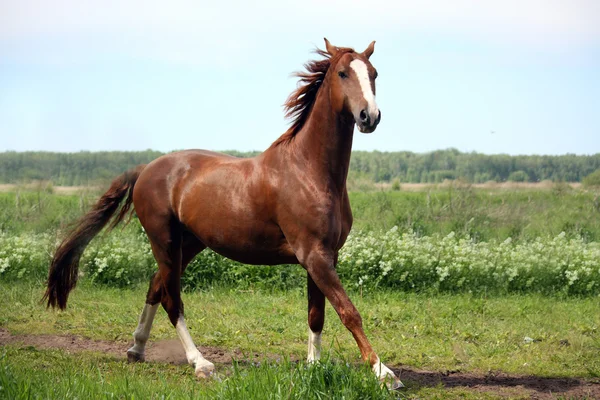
[337, 228, 600, 295]
[583, 170, 600, 187]
[508, 170, 530, 182]
[0, 232, 54, 281]
[2, 227, 600, 296]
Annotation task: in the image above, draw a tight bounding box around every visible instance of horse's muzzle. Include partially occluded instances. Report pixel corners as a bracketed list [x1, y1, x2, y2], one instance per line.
[357, 109, 381, 134]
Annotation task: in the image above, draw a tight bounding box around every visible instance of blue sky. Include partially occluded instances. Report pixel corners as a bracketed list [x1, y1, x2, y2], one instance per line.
[1, 1, 599, 155]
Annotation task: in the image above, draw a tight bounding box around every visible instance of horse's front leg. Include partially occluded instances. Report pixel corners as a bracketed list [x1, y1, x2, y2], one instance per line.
[302, 246, 403, 389]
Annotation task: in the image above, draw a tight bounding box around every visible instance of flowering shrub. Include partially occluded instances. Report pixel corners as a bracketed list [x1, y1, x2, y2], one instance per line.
[83, 229, 156, 287]
[1, 227, 599, 295]
[0, 231, 54, 281]
[338, 229, 600, 295]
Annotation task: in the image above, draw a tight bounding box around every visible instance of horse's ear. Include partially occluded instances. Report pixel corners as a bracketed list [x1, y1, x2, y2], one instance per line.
[324, 38, 339, 57]
[362, 41, 376, 59]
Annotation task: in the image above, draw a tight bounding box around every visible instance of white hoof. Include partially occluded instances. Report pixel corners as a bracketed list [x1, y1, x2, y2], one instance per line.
[383, 376, 405, 390]
[307, 329, 322, 364]
[194, 359, 215, 379]
[373, 359, 404, 390]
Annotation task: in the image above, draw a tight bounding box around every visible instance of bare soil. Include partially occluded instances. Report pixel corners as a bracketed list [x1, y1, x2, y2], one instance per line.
[0, 184, 99, 194]
[379, 180, 582, 192]
[1, 328, 598, 399]
[0, 181, 585, 195]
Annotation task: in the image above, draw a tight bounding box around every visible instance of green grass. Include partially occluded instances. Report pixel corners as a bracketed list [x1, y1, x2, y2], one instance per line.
[351, 187, 600, 241]
[1, 185, 599, 398]
[0, 190, 98, 233]
[2, 282, 598, 399]
[2, 186, 600, 242]
[0, 346, 509, 399]
[1, 282, 599, 378]
[1, 347, 402, 400]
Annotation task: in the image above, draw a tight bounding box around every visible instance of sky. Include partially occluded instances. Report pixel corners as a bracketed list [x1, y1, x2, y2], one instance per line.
[0, 0, 599, 155]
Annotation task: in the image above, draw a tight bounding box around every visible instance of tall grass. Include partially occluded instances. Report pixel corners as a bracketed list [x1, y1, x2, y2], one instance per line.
[0, 189, 99, 233]
[351, 185, 600, 241]
[0, 348, 392, 400]
[2, 185, 600, 241]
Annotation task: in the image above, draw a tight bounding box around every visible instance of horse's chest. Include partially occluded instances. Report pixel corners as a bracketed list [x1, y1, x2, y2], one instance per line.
[301, 197, 352, 251]
[336, 202, 352, 250]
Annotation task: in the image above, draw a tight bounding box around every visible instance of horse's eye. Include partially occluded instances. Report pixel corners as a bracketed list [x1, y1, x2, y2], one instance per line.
[373, 70, 378, 79]
[338, 71, 347, 79]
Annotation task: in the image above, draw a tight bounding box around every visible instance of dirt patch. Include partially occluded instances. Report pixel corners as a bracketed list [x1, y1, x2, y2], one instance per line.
[394, 367, 600, 399]
[1, 328, 598, 399]
[0, 183, 99, 195]
[392, 181, 582, 192]
[0, 327, 275, 365]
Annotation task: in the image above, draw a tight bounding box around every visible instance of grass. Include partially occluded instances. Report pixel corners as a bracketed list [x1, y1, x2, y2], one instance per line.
[1, 282, 599, 379]
[351, 186, 600, 241]
[8, 283, 587, 399]
[1, 345, 514, 400]
[2, 186, 600, 242]
[1, 184, 599, 398]
[0, 189, 98, 233]
[1, 347, 402, 400]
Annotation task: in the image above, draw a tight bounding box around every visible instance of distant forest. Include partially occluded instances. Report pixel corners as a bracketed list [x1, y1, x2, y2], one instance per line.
[1, 149, 599, 186]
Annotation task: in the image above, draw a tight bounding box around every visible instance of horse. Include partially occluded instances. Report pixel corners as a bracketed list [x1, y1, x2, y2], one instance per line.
[43, 38, 403, 389]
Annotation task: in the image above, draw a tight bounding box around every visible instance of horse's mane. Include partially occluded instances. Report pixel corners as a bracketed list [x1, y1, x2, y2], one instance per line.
[271, 47, 355, 147]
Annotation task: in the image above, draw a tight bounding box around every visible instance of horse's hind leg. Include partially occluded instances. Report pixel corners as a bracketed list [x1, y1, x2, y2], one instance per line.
[126, 273, 161, 362]
[307, 273, 325, 363]
[127, 232, 206, 365]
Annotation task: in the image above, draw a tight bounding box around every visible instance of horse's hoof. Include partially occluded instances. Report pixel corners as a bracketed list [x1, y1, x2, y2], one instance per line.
[126, 350, 145, 363]
[385, 377, 405, 390]
[195, 362, 215, 379]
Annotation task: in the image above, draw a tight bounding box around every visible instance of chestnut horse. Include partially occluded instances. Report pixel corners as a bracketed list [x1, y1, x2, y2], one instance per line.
[44, 39, 402, 389]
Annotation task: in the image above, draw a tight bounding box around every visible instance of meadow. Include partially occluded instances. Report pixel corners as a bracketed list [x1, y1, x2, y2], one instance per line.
[2, 182, 600, 241]
[1, 184, 600, 398]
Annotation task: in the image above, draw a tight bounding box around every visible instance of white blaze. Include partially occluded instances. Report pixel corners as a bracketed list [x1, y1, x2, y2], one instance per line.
[349, 59, 378, 115]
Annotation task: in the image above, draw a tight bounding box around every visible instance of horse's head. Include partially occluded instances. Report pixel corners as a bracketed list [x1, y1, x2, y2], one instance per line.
[325, 38, 381, 134]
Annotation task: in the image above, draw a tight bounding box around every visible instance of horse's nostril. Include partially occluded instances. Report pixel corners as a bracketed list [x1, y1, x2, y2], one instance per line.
[376, 110, 381, 124]
[359, 109, 369, 124]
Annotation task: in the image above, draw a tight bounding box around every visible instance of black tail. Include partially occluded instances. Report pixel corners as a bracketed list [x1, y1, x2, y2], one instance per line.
[43, 165, 146, 309]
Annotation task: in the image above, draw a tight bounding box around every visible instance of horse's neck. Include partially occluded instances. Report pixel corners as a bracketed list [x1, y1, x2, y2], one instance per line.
[289, 85, 355, 192]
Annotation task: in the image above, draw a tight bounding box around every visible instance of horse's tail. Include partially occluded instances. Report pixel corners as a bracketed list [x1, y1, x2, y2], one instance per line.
[43, 164, 146, 310]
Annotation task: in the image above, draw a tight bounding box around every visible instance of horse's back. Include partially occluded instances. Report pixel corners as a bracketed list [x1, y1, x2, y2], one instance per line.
[132, 149, 251, 224]
[137, 149, 246, 187]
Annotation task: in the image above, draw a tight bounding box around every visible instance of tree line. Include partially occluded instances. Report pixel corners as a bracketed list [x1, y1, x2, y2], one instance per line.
[0, 149, 599, 186]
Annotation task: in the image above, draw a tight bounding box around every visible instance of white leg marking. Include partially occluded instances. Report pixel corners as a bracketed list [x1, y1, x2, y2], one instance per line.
[372, 357, 404, 389]
[349, 59, 378, 115]
[307, 329, 322, 363]
[175, 315, 215, 378]
[127, 303, 158, 361]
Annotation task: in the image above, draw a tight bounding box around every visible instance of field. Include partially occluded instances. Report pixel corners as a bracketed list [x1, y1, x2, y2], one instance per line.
[2, 282, 600, 399]
[2, 181, 600, 240]
[1, 184, 600, 398]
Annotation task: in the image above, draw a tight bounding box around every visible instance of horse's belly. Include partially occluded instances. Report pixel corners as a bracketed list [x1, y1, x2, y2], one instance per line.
[186, 217, 298, 265]
[209, 246, 298, 266]
[177, 170, 297, 265]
